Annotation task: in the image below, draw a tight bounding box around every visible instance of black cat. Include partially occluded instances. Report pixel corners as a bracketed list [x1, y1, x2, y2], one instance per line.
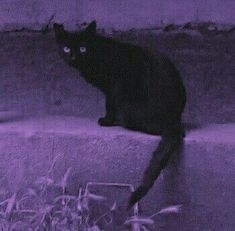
[53, 21, 186, 209]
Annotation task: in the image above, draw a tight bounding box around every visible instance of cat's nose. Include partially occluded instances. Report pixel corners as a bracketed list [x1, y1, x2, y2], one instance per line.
[71, 55, 76, 61]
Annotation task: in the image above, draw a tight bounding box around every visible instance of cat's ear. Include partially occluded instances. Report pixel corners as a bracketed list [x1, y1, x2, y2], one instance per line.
[53, 23, 65, 34]
[85, 21, 96, 36]
[53, 23, 65, 42]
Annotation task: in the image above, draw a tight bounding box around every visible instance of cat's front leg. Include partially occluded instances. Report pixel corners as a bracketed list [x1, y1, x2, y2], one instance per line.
[98, 93, 116, 126]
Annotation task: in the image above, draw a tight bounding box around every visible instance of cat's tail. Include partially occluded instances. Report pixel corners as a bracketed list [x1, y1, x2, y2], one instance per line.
[128, 130, 184, 209]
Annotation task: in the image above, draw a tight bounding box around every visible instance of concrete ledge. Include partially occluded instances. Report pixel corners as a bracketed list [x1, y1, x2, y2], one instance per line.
[0, 116, 234, 230]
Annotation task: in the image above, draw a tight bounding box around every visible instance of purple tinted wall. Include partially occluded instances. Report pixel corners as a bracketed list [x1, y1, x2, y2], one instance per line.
[80, 0, 235, 29]
[0, 0, 79, 30]
[0, 0, 235, 30]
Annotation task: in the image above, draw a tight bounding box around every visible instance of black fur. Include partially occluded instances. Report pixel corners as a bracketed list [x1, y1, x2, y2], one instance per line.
[53, 21, 186, 208]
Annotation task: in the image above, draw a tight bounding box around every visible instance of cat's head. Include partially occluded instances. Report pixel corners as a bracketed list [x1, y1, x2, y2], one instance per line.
[53, 21, 97, 66]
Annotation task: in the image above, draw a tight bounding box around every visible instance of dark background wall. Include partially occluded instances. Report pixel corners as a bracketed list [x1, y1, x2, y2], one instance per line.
[1, 31, 234, 125]
[1, 0, 235, 30]
[0, 1, 234, 125]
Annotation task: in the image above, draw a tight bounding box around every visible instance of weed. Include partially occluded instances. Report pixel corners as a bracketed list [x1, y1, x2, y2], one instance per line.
[0, 155, 182, 230]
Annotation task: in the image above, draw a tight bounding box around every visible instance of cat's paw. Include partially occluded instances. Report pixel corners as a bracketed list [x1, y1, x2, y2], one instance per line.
[98, 117, 114, 126]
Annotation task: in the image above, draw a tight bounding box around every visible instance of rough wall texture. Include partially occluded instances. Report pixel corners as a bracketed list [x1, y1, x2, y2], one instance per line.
[0, 0, 235, 31]
[1, 31, 235, 125]
[79, 0, 235, 29]
[0, 0, 79, 30]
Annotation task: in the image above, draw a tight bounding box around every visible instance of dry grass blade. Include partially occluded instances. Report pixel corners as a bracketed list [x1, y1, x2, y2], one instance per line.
[81, 196, 89, 211]
[124, 216, 154, 225]
[30, 205, 54, 227]
[0, 198, 9, 206]
[16, 195, 32, 210]
[5, 193, 17, 220]
[77, 188, 83, 212]
[61, 167, 72, 193]
[48, 154, 62, 176]
[15, 209, 36, 214]
[110, 202, 117, 211]
[149, 204, 182, 218]
[54, 195, 76, 203]
[88, 193, 106, 202]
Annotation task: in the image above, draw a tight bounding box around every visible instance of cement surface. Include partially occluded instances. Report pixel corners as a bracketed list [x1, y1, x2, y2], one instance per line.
[0, 116, 234, 230]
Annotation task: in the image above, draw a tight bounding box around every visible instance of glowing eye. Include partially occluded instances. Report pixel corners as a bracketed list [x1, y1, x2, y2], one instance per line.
[80, 46, 86, 53]
[63, 46, 71, 53]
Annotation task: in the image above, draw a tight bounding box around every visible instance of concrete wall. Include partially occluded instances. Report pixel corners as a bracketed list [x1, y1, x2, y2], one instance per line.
[0, 0, 235, 30]
[1, 32, 235, 125]
[79, 0, 235, 29]
[0, 0, 79, 30]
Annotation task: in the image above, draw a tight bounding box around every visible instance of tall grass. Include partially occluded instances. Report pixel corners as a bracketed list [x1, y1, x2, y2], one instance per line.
[0, 155, 181, 230]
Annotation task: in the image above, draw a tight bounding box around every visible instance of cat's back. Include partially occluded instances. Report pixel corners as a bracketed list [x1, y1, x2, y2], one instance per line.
[95, 34, 184, 88]
[96, 35, 147, 61]
[98, 36, 173, 75]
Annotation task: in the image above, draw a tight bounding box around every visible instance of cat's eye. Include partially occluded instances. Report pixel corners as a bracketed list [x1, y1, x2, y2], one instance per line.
[63, 46, 71, 53]
[80, 46, 87, 53]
